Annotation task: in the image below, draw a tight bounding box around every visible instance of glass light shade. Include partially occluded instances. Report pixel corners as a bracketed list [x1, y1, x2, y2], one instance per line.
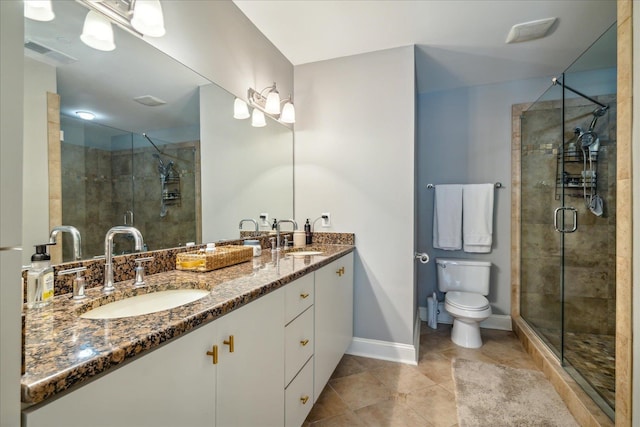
[131, 0, 166, 37]
[280, 102, 295, 124]
[76, 111, 95, 120]
[80, 10, 115, 52]
[251, 109, 266, 128]
[233, 98, 250, 119]
[265, 91, 281, 115]
[24, 0, 55, 21]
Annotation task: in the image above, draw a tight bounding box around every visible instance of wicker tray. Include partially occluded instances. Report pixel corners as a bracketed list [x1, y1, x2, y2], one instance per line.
[176, 246, 253, 272]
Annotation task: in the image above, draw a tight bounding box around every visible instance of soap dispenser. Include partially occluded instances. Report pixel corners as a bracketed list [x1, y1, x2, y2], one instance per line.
[26, 244, 55, 309]
[304, 219, 312, 245]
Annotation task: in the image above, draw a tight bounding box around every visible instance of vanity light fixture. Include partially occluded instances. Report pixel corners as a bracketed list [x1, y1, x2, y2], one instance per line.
[246, 82, 296, 124]
[76, 111, 96, 120]
[77, 0, 166, 40]
[24, 0, 55, 22]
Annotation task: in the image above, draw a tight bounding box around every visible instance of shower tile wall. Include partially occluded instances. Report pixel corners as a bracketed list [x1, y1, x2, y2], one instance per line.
[520, 94, 616, 337]
[61, 141, 199, 258]
[61, 143, 113, 259]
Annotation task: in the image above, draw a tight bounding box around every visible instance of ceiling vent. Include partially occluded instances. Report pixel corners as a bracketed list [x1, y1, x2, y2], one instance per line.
[24, 40, 77, 65]
[133, 95, 167, 107]
[506, 17, 557, 44]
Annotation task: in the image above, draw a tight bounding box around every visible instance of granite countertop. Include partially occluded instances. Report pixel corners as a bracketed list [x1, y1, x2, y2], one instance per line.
[21, 244, 354, 406]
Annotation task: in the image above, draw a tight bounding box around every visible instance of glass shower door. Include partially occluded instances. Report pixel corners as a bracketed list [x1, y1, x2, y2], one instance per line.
[519, 82, 565, 358]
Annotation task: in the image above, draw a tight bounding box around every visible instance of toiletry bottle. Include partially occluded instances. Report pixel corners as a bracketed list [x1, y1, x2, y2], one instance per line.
[305, 219, 312, 245]
[26, 244, 54, 309]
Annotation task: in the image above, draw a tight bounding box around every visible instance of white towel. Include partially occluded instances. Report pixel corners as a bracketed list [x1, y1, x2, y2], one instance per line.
[432, 184, 463, 250]
[462, 183, 494, 253]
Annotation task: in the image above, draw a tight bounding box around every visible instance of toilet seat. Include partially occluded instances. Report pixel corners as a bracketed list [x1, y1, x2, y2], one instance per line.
[445, 291, 490, 311]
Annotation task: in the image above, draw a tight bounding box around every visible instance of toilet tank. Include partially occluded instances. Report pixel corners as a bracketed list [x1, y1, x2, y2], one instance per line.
[436, 258, 491, 295]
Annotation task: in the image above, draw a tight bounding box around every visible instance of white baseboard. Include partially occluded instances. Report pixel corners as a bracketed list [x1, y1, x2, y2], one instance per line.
[347, 336, 418, 366]
[419, 305, 512, 331]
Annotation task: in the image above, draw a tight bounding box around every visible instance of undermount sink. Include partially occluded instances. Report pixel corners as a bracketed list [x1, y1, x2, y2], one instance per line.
[80, 289, 210, 319]
[287, 251, 323, 257]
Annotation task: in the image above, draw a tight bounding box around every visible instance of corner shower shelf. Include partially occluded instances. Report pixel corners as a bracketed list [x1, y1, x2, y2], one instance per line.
[162, 176, 181, 206]
[555, 151, 598, 200]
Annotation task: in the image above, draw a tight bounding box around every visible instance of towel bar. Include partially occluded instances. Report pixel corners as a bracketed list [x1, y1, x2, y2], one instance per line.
[426, 182, 503, 189]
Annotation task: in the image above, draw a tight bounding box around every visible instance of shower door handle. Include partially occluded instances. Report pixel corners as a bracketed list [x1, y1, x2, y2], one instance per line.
[554, 207, 577, 233]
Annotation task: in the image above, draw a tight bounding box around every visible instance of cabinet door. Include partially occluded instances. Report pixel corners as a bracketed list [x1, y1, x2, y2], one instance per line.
[314, 253, 354, 400]
[216, 289, 285, 427]
[23, 321, 218, 427]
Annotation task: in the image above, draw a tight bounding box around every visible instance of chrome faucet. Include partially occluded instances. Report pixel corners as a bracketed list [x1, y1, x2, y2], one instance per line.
[103, 226, 144, 293]
[49, 225, 82, 260]
[275, 219, 298, 251]
[238, 218, 259, 236]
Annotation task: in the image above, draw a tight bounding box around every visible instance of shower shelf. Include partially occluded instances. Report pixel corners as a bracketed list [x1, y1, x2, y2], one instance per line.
[161, 176, 181, 206]
[555, 151, 598, 200]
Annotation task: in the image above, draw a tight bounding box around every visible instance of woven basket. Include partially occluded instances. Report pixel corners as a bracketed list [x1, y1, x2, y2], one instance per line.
[176, 246, 253, 272]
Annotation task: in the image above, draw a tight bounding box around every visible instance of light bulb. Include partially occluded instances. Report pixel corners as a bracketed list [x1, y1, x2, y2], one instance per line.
[80, 10, 115, 52]
[233, 98, 250, 119]
[265, 90, 281, 115]
[280, 102, 295, 124]
[131, 0, 166, 37]
[251, 109, 266, 128]
[24, 0, 55, 22]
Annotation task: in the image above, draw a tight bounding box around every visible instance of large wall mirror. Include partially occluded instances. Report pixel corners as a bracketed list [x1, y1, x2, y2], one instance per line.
[23, 1, 293, 264]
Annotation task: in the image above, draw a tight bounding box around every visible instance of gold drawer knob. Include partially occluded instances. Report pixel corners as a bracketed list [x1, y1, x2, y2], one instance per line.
[300, 396, 309, 405]
[206, 345, 218, 364]
[300, 339, 310, 347]
[336, 266, 345, 276]
[223, 335, 234, 353]
[300, 293, 310, 299]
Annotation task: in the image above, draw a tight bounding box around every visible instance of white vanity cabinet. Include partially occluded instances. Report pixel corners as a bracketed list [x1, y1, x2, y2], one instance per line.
[22, 319, 218, 427]
[314, 252, 354, 401]
[23, 289, 284, 427]
[23, 251, 355, 427]
[215, 289, 285, 427]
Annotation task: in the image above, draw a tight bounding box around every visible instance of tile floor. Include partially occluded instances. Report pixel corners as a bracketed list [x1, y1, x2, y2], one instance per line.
[304, 322, 551, 427]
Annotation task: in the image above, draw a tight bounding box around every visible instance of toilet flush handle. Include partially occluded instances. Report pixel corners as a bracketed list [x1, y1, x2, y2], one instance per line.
[415, 252, 430, 264]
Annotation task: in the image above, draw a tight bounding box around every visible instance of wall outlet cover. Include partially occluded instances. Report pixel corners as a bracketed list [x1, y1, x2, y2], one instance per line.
[321, 212, 331, 227]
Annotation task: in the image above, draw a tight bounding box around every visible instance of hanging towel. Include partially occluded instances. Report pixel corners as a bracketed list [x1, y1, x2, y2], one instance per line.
[432, 184, 463, 250]
[462, 183, 494, 253]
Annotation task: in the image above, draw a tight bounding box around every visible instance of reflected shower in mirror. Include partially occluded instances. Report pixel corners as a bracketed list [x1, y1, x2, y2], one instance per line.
[23, 0, 294, 263]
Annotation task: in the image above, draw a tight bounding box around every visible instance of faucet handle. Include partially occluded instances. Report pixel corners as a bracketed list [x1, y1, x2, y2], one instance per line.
[134, 256, 154, 288]
[58, 266, 88, 300]
[269, 237, 276, 252]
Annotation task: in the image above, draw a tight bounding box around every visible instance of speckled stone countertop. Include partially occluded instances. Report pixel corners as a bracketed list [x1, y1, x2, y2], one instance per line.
[21, 244, 354, 406]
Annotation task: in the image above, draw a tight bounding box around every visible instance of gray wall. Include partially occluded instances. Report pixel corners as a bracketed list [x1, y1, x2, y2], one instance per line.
[143, 0, 293, 102]
[1, 2, 24, 425]
[294, 46, 417, 353]
[416, 77, 551, 316]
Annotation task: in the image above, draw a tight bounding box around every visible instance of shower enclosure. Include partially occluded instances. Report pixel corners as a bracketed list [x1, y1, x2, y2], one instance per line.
[60, 114, 199, 259]
[519, 24, 616, 419]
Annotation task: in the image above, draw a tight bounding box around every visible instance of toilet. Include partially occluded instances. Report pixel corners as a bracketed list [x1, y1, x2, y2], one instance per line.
[436, 258, 492, 349]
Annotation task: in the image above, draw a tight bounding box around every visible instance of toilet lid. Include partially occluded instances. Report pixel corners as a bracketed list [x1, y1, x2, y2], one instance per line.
[446, 291, 490, 311]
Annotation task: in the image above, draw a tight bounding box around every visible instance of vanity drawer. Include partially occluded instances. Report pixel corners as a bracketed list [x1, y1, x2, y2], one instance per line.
[285, 357, 314, 427]
[285, 306, 314, 386]
[285, 274, 314, 324]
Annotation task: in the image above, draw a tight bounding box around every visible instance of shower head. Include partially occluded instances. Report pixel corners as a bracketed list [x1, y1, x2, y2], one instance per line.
[588, 105, 608, 131]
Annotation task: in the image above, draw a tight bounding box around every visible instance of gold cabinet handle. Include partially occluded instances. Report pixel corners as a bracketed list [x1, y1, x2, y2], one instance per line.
[300, 396, 309, 405]
[336, 266, 345, 277]
[206, 345, 218, 364]
[223, 335, 234, 353]
[300, 293, 309, 299]
[300, 339, 310, 347]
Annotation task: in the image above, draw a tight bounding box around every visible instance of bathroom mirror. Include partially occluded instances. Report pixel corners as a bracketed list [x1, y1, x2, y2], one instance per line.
[23, 1, 293, 263]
